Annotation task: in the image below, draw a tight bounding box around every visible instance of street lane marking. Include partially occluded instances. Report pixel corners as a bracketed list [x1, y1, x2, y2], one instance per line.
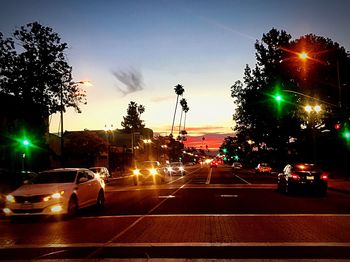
[3, 242, 350, 249]
[206, 168, 212, 184]
[166, 166, 202, 185]
[220, 194, 238, 198]
[235, 174, 251, 184]
[78, 213, 350, 220]
[158, 195, 175, 199]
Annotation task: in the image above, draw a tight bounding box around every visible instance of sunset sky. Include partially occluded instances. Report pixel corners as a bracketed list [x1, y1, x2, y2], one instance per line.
[1, 0, 350, 149]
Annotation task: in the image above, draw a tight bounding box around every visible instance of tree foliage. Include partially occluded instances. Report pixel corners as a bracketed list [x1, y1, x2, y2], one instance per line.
[121, 101, 145, 133]
[231, 28, 350, 166]
[0, 22, 86, 116]
[64, 131, 107, 166]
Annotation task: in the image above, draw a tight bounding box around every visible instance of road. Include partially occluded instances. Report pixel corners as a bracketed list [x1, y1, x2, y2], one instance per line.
[1, 164, 350, 260]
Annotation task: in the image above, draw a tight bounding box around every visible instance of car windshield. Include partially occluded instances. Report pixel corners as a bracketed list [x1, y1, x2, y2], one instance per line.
[138, 162, 158, 169]
[293, 164, 322, 172]
[170, 162, 182, 166]
[89, 168, 102, 172]
[31, 171, 77, 184]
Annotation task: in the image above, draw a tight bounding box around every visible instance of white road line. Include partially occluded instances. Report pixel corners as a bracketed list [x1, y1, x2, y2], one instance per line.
[220, 194, 239, 198]
[206, 168, 212, 184]
[78, 213, 350, 220]
[166, 167, 202, 185]
[235, 174, 251, 184]
[2, 242, 350, 249]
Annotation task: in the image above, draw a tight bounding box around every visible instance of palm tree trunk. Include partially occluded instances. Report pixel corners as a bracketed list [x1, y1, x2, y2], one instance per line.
[184, 112, 187, 130]
[178, 108, 184, 136]
[171, 95, 179, 136]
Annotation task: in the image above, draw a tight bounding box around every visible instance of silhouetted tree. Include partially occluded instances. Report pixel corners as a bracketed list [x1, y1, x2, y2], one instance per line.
[231, 28, 350, 167]
[0, 22, 86, 116]
[64, 131, 107, 166]
[121, 101, 145, 133]
[171, 84, 184, 136]
[178, 98, 188, 136]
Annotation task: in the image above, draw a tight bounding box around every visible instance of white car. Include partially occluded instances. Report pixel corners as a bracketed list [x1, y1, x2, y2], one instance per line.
[89, 166, 111, 182]
[165, 162, 185, 176]
[3, 168, 105, 217]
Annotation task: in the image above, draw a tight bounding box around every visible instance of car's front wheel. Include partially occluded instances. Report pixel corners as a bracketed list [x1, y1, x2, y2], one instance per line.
[67, 196, 78, 218]
[96, 190, 105, 209]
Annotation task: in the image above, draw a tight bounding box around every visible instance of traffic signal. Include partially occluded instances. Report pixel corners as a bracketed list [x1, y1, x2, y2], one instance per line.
[222, 148, 227, 153]
[234, 155, 239, 161]
[342, 130, 350, 140]
[274, 94, 282, 102]
[22, 139, 30, 146]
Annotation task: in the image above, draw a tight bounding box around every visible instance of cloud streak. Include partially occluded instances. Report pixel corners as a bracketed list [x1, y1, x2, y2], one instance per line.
[112, 68, 144, 96]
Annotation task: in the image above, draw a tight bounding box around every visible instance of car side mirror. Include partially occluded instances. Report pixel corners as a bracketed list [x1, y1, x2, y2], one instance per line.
[78, 177, 88, 184]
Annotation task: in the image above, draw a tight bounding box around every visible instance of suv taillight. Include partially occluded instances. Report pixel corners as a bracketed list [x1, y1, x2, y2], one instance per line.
[291, 174, 300, 180]
[321, 172, 328, 180]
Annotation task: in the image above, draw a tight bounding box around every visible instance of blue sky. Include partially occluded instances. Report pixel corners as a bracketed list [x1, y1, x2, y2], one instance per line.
[1, 0, 350, 147]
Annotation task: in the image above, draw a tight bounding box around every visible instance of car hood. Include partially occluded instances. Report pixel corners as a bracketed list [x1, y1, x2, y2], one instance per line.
[10, 183, 73, 196]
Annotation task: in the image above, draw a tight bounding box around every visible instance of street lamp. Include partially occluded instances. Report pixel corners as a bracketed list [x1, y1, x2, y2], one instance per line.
[60, 80, 92, 165]
[298, 52, 309, 60]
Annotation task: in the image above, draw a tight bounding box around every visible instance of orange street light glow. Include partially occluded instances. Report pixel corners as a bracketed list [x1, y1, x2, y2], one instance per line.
[298, 52, 309, 60]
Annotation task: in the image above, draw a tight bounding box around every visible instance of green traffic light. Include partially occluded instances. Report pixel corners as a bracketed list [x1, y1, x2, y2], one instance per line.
[234, 155, 239, 161]
[222, 148, 227, 153]
[275, 95, 282, 101]
[343, 131, 350, 139]
[22, 139, 30, 146]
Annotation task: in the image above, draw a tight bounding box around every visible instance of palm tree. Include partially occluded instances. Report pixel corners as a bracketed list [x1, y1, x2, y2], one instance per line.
[183, 105, 189, 131]
[170, 84, 184, 136]
[178, 98, 188, 136]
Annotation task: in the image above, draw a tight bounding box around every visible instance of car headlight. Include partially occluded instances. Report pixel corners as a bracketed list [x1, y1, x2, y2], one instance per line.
[149, 168, 157, 175]
[6, 195, 15, 203]
[167, 167, 173, 172]
[43, 191, 64, 202]
[179, 167, 184, 171]
[133, 169, 140, 175]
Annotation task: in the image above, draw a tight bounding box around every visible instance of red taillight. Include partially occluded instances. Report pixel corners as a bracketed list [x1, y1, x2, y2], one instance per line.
[291, 174, 300, 180]
[321, 172, 328, 180]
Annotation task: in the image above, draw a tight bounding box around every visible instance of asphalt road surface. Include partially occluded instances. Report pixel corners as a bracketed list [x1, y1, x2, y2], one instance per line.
[1, 164, 350, 260]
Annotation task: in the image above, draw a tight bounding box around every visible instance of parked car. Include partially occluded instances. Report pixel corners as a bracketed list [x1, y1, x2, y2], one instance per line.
[232, 162, 243, 169]
[3, 168, 105, 218]
[165, 162, 185, 176]
[255, 163, 272, 174]
[277, 163, 328, 195]
[0, 170, 38, 208]
[132, 161, 165, 185]
[89, 166, 110, 183]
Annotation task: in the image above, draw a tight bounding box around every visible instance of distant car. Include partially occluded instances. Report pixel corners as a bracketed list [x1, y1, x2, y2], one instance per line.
[210, 160, 219, 167]
[232, 162, 243, 169]
[3, 168, 105, 217]
[0, 170, 38, 208]
[89, 167, 110, 183]
[165, 162, 185, 176]
[132, 161, 165, 185]
[255, 163, 272, 174]
[277, 163, 328, 195]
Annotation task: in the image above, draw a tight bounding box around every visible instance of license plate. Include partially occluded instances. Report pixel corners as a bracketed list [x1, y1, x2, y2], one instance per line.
[21, 203, 33, 209]
[306, 176, 314, 180]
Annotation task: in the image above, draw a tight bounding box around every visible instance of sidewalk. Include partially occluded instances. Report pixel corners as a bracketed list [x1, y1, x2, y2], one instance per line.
[328, 178, 350, 194]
